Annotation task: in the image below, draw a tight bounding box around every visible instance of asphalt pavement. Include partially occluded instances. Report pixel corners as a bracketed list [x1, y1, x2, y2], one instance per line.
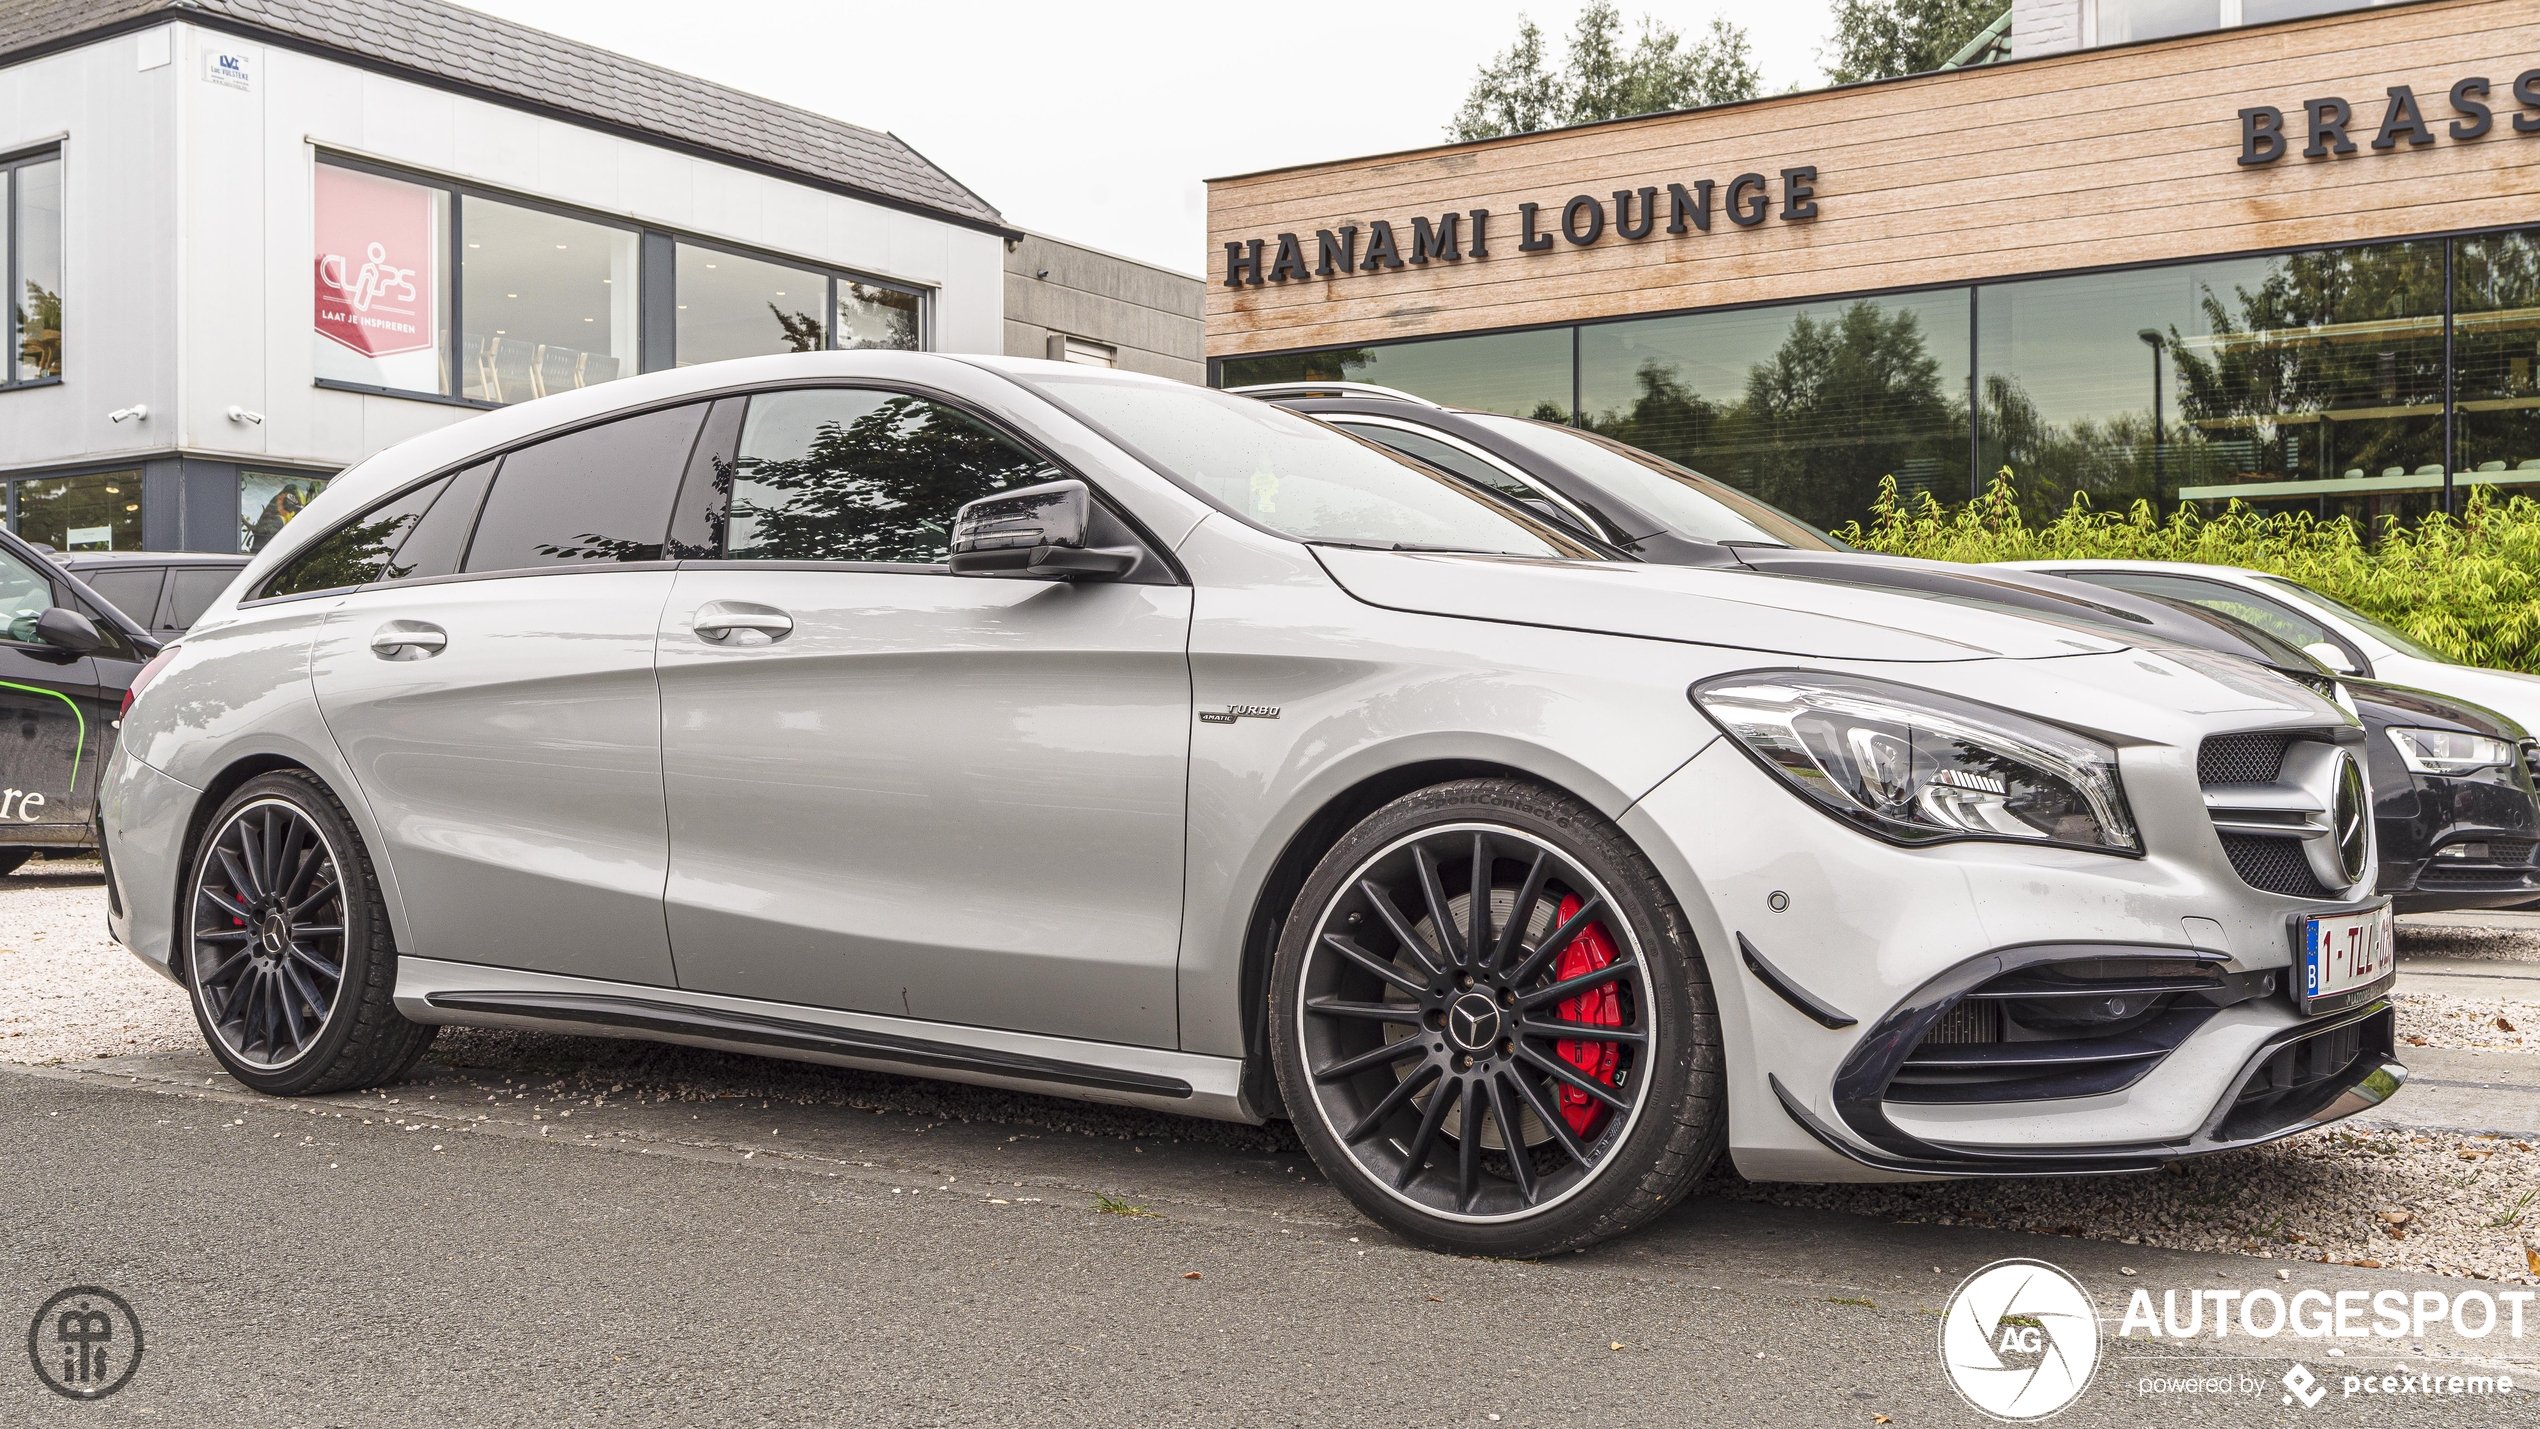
[6, 1048, 2535, 1427]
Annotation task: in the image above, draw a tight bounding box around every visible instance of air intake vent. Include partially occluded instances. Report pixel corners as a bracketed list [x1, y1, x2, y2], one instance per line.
[2199, 732, 2291, 786]
[2221, 833, 2330, 898]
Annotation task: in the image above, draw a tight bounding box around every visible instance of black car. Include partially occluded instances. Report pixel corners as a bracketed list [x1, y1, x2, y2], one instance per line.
[0, 524, 159, 874]
[47, 550, 251, 640]
[1246, 384, 2540, 912]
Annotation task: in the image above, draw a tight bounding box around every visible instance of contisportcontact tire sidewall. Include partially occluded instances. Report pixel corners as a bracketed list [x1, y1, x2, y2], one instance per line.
[182, 771, 426, 1095]
[1268, 778, 1725, 1256]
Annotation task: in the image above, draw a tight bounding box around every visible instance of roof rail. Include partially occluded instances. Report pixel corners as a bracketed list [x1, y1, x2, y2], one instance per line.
[1223, 381, 1446, 408]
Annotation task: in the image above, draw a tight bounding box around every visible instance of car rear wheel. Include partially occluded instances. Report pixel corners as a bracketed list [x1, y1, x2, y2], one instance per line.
[1269, 777, 1724, 1256]
[183, 771, 435, 1095]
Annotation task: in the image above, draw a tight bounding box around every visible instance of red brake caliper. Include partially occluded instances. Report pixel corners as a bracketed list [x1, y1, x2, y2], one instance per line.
[1551, 894, 1622, 1137]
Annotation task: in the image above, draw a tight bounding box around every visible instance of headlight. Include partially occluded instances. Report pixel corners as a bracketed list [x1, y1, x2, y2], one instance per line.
[1691, 672, 2140, 853]
[2386, 727, 2517, 776]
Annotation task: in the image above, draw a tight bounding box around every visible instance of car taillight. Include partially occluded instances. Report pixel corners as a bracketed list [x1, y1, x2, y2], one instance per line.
[122, 646, 179, 720]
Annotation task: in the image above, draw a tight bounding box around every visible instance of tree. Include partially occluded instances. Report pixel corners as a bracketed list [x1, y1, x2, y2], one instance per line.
[1450, 5, 1762, 142]
[1823, 0, 2004, 84]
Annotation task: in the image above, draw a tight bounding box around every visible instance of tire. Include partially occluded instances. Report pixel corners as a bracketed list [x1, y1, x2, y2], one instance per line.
[181, 770, 436, 1095]
[0, 849, 31, 877]
[1269, 777, 1724, 1257]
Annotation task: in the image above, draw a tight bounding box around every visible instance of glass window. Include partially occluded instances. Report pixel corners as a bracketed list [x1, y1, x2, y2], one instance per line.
[2238, 0, 2370, 22]
[263, 477, 451, 598]
[1465, 414, 1840, 549]
[2096, 0, 2220, 42]
[834, 279, 921, 351]
[164, 568, 237, 630]
[1029, 374, 1605, 558]
[1222, 328, 1575, 421]
[464, 405, 704, 573]
[676, 244, 829, 365]
[77, 567, 164, 627]
[2256, 576, 2460, 665]
[460, 196, 638, 404]
[0, 542, 51, 641]
[240, 472, 331, 554]
[725, 389, 1055, 564]
[13, 156, 62, 384]
[2062, 570, 2339, 649]
[1334, 423, 1550, 502]
[1981, 242, 2447, 529]
[1580, 293, 1971, 533]
[313, 164, 450, 396]
[2452, 231, 2540, 494]
[12, 471, 142, 552]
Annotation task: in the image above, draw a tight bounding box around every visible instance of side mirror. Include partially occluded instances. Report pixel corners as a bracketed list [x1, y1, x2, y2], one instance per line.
[948, 480, 1137, 581]
[2303, 641, 2363, 676]
[32, 606, 105, 655]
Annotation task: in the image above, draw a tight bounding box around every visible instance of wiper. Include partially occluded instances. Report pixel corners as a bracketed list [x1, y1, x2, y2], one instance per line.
[1305, 538, 1508, 555]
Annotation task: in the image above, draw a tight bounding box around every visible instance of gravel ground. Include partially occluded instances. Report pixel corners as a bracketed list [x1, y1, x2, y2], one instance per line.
[9, 866, 2537, 1282]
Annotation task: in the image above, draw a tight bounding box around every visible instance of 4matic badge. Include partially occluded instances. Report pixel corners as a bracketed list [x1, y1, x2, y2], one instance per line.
[1198, 704, 1281, 725]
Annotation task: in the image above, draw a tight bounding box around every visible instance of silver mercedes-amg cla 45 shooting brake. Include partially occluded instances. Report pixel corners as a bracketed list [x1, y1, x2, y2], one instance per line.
[101, 353, 2405, 1256]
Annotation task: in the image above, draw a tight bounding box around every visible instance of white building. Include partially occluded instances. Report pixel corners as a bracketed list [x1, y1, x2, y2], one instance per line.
[0, 0, 1017, 554]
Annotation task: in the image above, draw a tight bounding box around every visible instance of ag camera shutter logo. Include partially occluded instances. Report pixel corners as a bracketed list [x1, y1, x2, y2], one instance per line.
[1940, 1259, 2103, 1420]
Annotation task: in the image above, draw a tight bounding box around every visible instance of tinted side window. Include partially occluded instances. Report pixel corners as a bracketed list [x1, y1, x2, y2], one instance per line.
[165, 568, 240, 629]
[727, 389, 1057, 564]
[78, 567, 166, 627]
[0, 545, 53, 641]
[380, 460, 496, 583]
[263, 477, 452, 598]
[1342, 424, 1543, 502]
[463, 404, 706, 574]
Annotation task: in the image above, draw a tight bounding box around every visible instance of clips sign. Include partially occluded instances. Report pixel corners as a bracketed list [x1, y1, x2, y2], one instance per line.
[2238, 69, 2540, 165]
[1222, 168, 1820, 289]
[313, 165, 435, 358]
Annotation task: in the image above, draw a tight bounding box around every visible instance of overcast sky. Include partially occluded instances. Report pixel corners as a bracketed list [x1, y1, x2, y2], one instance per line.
[465, 1, 1840, 275]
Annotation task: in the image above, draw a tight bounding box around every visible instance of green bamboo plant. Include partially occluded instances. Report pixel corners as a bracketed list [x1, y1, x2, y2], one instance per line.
[1836, 469, 2540, 674]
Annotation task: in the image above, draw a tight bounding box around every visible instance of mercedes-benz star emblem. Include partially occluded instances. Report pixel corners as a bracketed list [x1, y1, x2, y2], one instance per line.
[1446, 992, 1502, 1053]
[2332, 752, 2369, 887]
[259, 915, 289, 955]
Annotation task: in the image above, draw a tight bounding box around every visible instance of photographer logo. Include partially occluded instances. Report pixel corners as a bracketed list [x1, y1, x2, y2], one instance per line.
[26, 1286, 143, 1401]
[1941, 1259, 2101, 1421]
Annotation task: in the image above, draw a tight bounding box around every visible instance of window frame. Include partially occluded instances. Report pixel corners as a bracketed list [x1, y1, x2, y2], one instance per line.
[2, 143, 64, 393]
[312, 153, 934, 409]
[669, 232, 928, 367]
[244, 378, 1185, 607]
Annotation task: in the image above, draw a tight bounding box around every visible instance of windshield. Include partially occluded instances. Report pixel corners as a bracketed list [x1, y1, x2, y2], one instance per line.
[1028, 376, 1608, 558]
[2256, 576, 2460, 665]
[1460, 415, 1841, 551]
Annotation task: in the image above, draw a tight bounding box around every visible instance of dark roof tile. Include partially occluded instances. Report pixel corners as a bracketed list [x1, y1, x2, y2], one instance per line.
[0, 0, 1005, 230]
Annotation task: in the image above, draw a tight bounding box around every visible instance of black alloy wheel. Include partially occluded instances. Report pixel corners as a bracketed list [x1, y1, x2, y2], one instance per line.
[184, 771, 435, 1095]
[1271, 778, 1723, 1256]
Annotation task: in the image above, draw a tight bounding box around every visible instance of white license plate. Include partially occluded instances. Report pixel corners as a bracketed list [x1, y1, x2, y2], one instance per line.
[2301, 904, 2395, 1010]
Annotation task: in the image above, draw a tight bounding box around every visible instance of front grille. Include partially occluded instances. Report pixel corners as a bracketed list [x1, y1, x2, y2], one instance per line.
[2220, 833, 2331, 898]
[1884, 957, 2250, 1105]
[2199, 732, 2291, 786]
[2418, 838, 2540, 888]
[1921, 1002, 2003, 1046]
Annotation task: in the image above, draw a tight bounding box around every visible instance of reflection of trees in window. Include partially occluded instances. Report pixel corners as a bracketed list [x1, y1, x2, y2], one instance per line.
[16, 282, 60, 378]
[1220, 349, 1379, 385]
[771, 305, 824, 354]
[2166, 245, 2444, 489]
[273, 512, 422, 594]
[1587, 301, 1961, 530]
[732, 398, 1052, 564]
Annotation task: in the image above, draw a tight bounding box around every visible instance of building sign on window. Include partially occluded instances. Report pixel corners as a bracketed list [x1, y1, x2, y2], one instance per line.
[315, 167, 434, 358]
[313, 165, 444, 393]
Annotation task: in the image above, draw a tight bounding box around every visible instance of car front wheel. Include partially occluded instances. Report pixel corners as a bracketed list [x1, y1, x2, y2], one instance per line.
[183, 771, 435, 1095]
[1269, 777, 1724, 1256]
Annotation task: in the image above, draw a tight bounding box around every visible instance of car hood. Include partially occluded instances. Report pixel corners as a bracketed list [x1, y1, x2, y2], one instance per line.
[1310, 547, 2133, 662]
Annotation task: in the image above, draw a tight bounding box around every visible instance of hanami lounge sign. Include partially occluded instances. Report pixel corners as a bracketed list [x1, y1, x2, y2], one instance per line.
[1221, 167, 1821, 289]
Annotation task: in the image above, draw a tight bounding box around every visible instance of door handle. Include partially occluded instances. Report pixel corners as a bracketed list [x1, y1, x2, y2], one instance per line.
[369, 621, 446, 660]
[692, 601, 793, 646]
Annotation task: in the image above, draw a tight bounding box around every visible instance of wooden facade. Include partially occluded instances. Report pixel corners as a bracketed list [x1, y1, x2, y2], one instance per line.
[1204, 0, 2540, 361]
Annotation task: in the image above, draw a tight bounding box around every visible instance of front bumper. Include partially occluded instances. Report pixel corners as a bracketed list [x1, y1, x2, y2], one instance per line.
[1625, 734, 2407, 1183]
